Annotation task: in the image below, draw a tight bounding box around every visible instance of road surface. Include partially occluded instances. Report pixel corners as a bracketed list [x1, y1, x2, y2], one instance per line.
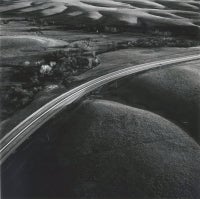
[1, 54, 200, 164]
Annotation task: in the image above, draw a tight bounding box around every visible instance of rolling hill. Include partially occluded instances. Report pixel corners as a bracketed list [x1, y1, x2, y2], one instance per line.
[1, 0, 200, 36]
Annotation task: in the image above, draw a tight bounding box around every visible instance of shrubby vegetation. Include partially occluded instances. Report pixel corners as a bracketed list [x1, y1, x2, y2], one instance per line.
[2, 34, 199, 120]
[3, 86, 34, 110]
[127, 37, 200, 48]
[149, 30, 172, 37]
[2, 50, 100, 119]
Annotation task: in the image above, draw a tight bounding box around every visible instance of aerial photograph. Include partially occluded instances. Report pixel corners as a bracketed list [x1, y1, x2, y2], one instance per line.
[0, 0, 200, 198]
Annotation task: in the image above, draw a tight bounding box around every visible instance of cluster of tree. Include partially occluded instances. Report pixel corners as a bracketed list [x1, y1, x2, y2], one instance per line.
[2, 50, 100, 119]
[13, 49, 100, 85]
[127, 37, 200, 48]
[148, 30, 172, 37]
[3, 86, 34, 109]
[1, 85, 40, 119]
[44, 50, 100, 79]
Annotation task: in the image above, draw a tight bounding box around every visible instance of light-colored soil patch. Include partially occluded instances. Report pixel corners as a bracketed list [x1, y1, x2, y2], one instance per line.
[1, 35, 69, 58]
[1, 0, 199, 31]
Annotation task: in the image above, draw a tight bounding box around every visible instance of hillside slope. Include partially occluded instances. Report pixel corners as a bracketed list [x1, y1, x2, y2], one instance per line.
[3, 99, 200, 199]
[1, 0, 200, 36]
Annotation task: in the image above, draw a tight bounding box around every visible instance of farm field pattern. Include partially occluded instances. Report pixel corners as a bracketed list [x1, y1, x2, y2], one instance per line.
[1, 0, 200, 28]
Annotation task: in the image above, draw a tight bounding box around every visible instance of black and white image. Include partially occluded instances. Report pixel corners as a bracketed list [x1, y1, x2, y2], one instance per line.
[0, 0, 200, 198]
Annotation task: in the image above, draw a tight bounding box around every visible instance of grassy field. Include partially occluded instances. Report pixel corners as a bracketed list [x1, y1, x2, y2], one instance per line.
[1, 0, 200, 123]
[1, 0, 200, 38]
[1, 28, 200, 133]
[96, 59, 200, 143]
[1, 1, 200, 198]
[77, 46, 200, 80]
[2, 99, 200, 198]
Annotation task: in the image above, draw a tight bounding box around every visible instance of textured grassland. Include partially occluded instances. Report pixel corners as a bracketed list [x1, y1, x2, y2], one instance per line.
[2, 99, 200, 198]
[1, 0, 200, 37]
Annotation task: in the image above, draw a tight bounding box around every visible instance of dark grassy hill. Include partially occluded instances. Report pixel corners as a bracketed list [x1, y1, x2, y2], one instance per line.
[2, 99, 200, 199]
[99, 60, 200, 143]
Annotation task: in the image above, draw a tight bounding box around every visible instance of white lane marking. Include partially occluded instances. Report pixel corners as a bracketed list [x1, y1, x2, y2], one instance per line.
[0, 54, 200, 163]
[2, 53, 200, 144]
[1, 54, 200, 143]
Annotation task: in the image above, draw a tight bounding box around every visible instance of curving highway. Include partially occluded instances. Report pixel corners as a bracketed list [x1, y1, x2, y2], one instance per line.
[1, 54, 200, 164]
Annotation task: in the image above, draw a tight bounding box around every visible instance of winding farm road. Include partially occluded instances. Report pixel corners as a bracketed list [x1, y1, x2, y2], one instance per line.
[1, 54, 200, 164]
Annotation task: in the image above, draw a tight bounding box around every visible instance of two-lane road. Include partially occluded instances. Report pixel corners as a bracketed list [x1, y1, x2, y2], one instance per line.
[1, 54, 200, 164]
